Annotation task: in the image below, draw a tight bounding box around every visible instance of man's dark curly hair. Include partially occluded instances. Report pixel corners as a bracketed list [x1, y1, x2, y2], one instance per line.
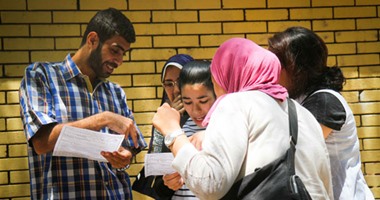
[80, 8, 135, 46]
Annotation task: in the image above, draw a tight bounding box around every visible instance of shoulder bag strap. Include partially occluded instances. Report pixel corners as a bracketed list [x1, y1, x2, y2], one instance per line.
[287, 98, 298, 175]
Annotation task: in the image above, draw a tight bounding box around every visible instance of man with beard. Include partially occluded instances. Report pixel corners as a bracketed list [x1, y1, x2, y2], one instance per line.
[19, 8, 147, 199]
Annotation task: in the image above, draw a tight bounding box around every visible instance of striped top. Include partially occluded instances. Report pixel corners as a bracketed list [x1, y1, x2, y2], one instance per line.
[172, 118, 204, 199]
[19, 54, 147, 199]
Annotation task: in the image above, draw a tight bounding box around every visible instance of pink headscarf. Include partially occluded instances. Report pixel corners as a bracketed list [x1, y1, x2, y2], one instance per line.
[202, 38, 288, 126]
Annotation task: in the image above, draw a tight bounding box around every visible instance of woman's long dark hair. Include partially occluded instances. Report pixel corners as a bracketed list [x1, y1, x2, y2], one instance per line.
[268, 26, 345, 98]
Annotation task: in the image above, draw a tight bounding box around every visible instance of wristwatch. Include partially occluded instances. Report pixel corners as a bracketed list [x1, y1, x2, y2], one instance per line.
[164, 129, 184, 148]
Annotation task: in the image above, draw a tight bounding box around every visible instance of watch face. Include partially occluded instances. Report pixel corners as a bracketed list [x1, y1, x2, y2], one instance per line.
[165, 134, 174, 147]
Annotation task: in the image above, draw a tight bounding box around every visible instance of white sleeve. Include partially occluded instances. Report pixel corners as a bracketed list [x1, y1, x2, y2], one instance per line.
[172, 96, 249, 200]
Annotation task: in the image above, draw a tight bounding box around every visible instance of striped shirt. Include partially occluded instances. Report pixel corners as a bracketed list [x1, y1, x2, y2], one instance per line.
[172, 118, 204, 200]
[19, 54, 147, 199]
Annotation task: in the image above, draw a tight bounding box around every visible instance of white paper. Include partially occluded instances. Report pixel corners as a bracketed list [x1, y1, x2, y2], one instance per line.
[53, 126, 124, 162]
[144, 153, 176, 177]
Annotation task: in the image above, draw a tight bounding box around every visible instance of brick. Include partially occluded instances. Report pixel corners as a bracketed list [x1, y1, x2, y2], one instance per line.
[365, 175, 380, 187]
[360, 90, 380, 101]
[223, 0, 266, 8]
[0, 78, 22, 91]
[313, 19, 355, 31]
[0, 172, 8, 184]
[133, 36, 152, 48]
[341, 67, 358, 79]
[358, 42, 380, 53]
[129, 0, 173, 10]
[223, 22, 267, 34]
[6, 131, 27, 144]
[338, 54, 379, 67]
[356, 0, 380, 5]
[0, 0, 26, 10]
[53, 11, 95, 23]
[0, 157, 28, 170]
[126, 163, 143, 176]
[0, 25, 29, 37]
[0, 184, 30, 198]
[1, 11, 51, 23]
[176, 0, 220, 9]
[349, 102, 380, 114]
[201, 34, 245, 47]
[80, 0, 126, 10]
[114, 62, 155, 74]
[326, 43, 356, 55]
[371, 187, 380, 199]
[363, 139, 380, 150]
[134, 150, 147, 163]
[133, 99, 161, 112]
[246, 9, 288, 21]
[133, 75, 161, 86]
[312, 0, 354, 7]
[108, 75, 132, 87]
[0, 105, 20, 117]
[0, 92, 5, 104]
[31, 51, 68, 63]
[9, 144, 28, 157]
[357, 18, 380, 29]
[31, 25, 80, 37]
[123, 11, 151, 23]
[268, 21, 311, 33]
[4, 38, 54, 50]
[177, 23, 222, 34]
[153, 11, 197, 22]
[55, 37, 82, 50]
[178, 47, 218, 60]
[362, 115, 380, 126]
[317, 32, 334, 43]
[133, 23, 176, 35]
[124, 87, 157, 99]
[7, 118, 23, 131]
[137, 124, 154, 137]
[341, 91, 359, 102]
[327, 56, 337, 67]
[361, 150, 380, 162]
[268, 0, 310, 8]
[0, 52, 29, 64]
[200, 10, 244, 21]
[154, 35, 199, 48]
[131, 49, 177, 61]
[290, 8, 332, 20]
[334, 6, 377, 18]
[10, 170, 30, 183]
[0, 145, 6, 157]
[335, 31, 378, 42]
[28, 0, 76, 10]
[366, 163, 380, 174]
[0, 119, 5, 131]
[357, 127, 380, 138]
[133, 112, 155, 125]
[247, 33, 272, 46]
[360, 66, 380, 78]
[5, 65, 26, 77]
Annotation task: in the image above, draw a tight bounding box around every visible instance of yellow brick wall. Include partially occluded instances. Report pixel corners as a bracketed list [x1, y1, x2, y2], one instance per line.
[0, 0, 379, 199]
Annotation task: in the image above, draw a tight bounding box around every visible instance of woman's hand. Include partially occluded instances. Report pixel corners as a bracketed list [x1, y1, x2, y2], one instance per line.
[153, 103, 181, 137]
[163, 172, 184, 191]
[171, 95, 185, 115]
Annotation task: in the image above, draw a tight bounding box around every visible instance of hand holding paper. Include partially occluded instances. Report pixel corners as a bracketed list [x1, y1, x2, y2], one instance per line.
[53, 126, 124, 162]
